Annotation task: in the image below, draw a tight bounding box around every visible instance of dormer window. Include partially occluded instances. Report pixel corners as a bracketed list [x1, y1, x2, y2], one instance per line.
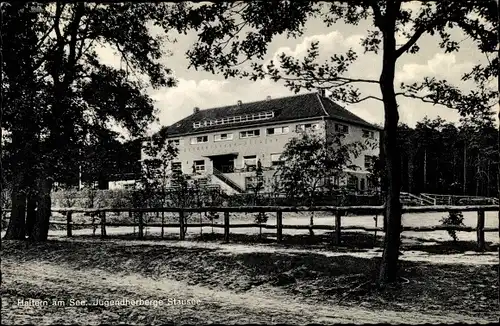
[192, 111, 274, 129]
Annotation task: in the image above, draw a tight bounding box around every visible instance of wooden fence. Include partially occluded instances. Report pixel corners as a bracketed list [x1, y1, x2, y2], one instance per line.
[2, 205, 498, 251]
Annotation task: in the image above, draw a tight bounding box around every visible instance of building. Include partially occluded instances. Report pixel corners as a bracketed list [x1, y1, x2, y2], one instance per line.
[142, 92, 381, 194]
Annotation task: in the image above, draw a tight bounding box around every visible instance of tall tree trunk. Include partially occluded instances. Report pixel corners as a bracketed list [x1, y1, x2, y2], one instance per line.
[423, 148, 427, 192]
[463, 143, 467, 195]
[31, 176, 53, 241]
[378, 8, 402, 284]
[476, 156, 480, 196]
[4, 179, 26, 240]
[4, 123, 28, 240]
[452, 149, 457, 194]
[407, 153, 414, 194]
[25, 193, 37, 240]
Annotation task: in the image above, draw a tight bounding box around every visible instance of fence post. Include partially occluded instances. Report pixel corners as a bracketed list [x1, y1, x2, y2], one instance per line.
[179, 210, 185, 240]
[223, 211, 230, 243]
[476, 210, 485, 252]
[138, 211, 144, 239]
[66, 211, 72, 238]
[130, 210, 135, 236]
[100, 211, 107, 238]
[276, 210, 283, 243]
[334, 211, 342, 245]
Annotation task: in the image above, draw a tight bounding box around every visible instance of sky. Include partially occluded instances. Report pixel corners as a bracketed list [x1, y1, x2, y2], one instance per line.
[96, 2, 498, 136]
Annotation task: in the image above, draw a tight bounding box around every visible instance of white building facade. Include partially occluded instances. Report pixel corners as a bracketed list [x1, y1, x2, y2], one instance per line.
[142, 92, 381, 194]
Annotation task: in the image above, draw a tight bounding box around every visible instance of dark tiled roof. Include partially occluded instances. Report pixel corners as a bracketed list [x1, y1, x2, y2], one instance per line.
[319, 96, 379, 129]
[162, 92, 378, 137]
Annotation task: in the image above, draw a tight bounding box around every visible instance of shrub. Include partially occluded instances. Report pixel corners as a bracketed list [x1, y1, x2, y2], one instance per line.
[439, 211, 465, 242]
[254, 212, 269, 238]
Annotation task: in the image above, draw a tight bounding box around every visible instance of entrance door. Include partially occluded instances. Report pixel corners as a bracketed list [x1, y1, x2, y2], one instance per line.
[212, 154, 235, 173]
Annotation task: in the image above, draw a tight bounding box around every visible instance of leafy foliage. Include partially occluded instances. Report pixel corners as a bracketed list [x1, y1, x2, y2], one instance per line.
[439, 211, 465, 242]
[1, 2, 178, 240]
[396, 116, 498, 197]
[275, 131, 365, 204]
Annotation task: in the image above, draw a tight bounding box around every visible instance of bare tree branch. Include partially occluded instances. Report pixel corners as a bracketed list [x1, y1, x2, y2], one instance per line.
[349, 95, 384, 103]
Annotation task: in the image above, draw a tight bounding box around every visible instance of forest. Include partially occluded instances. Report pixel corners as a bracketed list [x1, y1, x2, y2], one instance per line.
[395, 115, 498, 198]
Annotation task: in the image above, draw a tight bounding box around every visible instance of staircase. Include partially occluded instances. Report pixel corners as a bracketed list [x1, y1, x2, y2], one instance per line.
[419, 193, 437, 205]
[212, 167, 245, 194]
[400, 192, 435, 206]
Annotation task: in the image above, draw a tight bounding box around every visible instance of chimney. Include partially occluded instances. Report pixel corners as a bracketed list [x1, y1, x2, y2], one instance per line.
[193, 107, 200, 114]
[266, 96, 271, 101]
[237, 100, 242, 106]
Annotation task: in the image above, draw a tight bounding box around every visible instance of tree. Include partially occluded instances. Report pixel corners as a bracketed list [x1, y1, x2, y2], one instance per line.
[275, 132, 364, 235]
[137, 128, 178, 237]
[2, 3, 176, 241]
[249, 159, 265, 205]
[159, 0, 498, 283]
[396, 117, 498, 198]
[139, 128, 178, 207]
[249, 160, 267, 238]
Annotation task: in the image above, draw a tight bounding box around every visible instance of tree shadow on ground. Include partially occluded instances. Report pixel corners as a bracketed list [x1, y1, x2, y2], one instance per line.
[404, 240, 499, 254]
[194, 231, 383, 251]
[2, 238, 497, 318]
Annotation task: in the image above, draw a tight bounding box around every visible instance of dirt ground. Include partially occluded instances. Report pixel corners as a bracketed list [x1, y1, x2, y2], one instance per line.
[1, 237, 498, 325]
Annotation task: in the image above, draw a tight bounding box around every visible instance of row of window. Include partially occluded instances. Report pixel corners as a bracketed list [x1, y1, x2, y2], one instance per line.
[171, 154, 377, 173]
[171, 154, 285, 173]
[193, 111, 275, 129]
[167, 124, 375, 146]
[188, 123, 320, 145]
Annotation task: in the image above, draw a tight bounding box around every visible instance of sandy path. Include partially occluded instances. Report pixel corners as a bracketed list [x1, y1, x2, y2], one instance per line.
[1, 259, 492, 324]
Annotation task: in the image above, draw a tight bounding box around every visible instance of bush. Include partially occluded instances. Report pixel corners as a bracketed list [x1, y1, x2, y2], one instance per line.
[439, 211, 465, 242]
[254, 212, 269, 238]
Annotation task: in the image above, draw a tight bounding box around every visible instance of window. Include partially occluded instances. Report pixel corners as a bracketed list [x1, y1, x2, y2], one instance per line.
[243, 155, 257, 171]
[266, 126, 289, 135]
[193, 111, 275, 129]
[190, 135, 208, 144]
[362, 129, 375, 139]
[214, 133, 234, 142]
[168, 139, 180, 146]
[335, 123, 349, 134]
[364, 155, 377, 169]
[240, 129, 260, 138]
[296, 123, 319, 132]
[171, 162, 182, 173]
[194, 160, 205, 172]
[271, 153, 285, 167]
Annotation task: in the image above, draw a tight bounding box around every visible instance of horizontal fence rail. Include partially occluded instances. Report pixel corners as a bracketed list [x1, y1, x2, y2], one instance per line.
[1, 204, 498, 251]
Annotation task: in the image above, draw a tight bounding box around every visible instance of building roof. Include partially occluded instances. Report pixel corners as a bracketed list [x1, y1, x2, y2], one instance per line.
[161, 92, 379, 137]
